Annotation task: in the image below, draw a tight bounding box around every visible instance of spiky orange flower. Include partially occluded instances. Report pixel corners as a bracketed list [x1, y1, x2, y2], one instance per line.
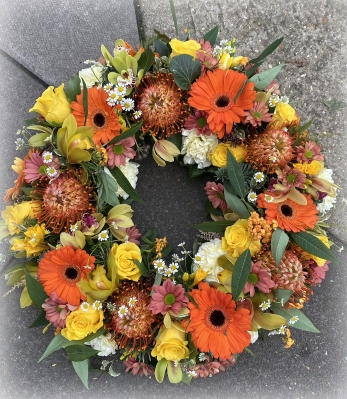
[186, 282, 251, 359]
[246, 127, 294, 174]
[188, 69, 256, 139]
[134, 72, 189, 138]
[38, 246, 95, 306]
[109, 281, 158, 351]
[71, 86, 122, 145]
[257, 193, 318, 233]
[34, 171, 96, 233]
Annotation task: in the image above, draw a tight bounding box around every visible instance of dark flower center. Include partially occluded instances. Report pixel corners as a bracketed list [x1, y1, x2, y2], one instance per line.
[93, 112, 106, 127]
[281, 204, 293, 217]
[215, 95, 231, 108]
[210, 309, 225, 327]
[64, 266, 80, 282]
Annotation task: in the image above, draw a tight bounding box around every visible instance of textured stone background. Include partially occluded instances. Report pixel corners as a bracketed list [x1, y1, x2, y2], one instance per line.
[0, 1, 346, 398]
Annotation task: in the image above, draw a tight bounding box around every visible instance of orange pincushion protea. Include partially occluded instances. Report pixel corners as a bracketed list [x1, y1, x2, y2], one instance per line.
[134, 72, 189, 138]
[34, 171, 96, 234]
[71, 86, 122, 145]
[257, 193, 319, 233]
[38, 246, 95, 306]
[188, 69, 256, 139]
[186, 282, 251, 359]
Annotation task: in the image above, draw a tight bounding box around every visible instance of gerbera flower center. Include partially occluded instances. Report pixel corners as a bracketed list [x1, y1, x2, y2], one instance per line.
[63, 265, 81, 282]
[93, 111, 107, 128]
[248, 272, 259, 284]
[280, 204, 294, 217]
[164, 293, 176, 306]
[214, 94, 232, 110]
[210, 309, 226, 327]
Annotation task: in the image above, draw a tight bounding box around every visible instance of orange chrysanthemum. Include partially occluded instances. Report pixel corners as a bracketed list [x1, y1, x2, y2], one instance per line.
[257, 193, 319, 233]
[71, 86, 122, 145]
[188, 69, 256, 139]
[38, 246, 96, 306]
[186, 282, 251, 359]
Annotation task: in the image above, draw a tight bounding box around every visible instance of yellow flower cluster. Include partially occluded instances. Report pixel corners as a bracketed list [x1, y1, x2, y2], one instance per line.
[11, 223, 49, 257]
[247, 212, 273, 249]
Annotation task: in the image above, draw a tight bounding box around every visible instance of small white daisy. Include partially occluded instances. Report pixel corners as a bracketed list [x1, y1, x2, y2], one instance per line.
[128, 297, 137, 307]
[289, 315, 299, 325]
[278, 325, 287, 335]
[198, 352, 206, 362]
[254, 171, 265, 183]
[118, 305, 129, 319]
[121, 98, 135, 111]
[98, 230, 109, 241]
[70, 224, 78, 232]
[93, 300, 102, 310]
[84, 59, 95, 64]
[259, 299, 271, 311]
[177, 241, 186, 247]
[154, 259, 166, 270]
[81, 302, 90, 311]
[168, 262, 179, 274]
[115, 84, 127, 95]
[133, 110, 142, 119]
[42, 151, 53, 164]
[103, 83, 114, 92]
[247, 191, 258, 203]
[46, 166, 58, 178]
[15, 137, 25, 149]
[269, 155, 277, 163]
[264, 194, 275, 203]
[187, 370, 197, 378]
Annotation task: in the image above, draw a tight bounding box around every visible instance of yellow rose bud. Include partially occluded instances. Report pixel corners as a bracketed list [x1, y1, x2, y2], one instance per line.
[209, 142, 247, 167]
[61, 303, 104, 341]
[151, 321, 189, 362]
[222, 219, 261, 259]
[111, 242, 142, 281]
[29, 83, 71, 124]
[169, 38, 201, 59]
[271, 102, 300, 128]
[1, 201, 38, 235]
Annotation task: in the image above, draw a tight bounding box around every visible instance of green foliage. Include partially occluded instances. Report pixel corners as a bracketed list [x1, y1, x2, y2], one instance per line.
[249, 64, 285, 90]
[169, 0, 179, 36]
[99, 171, 119, 207]
[81, 78, 89, 126]
[65, 73, 81, 101]
[190, 220, 233, 233]
[271, 228, 289, 265]
[203, 26, 219, 46]
[72, 359, 90, 389]
[273, 289, 293, 306]
[231, 249, 252, 299]
[226, 151, 245, 198]
[170, 54, 201, 90]
[138, 48, 155, 75]
[29, 312, 49, 328]
[65, 345, 99, 362]
[224, 189, 251, 219]
[154, 39, 170, 57]
[271, 304, 320, 333]
[108, 120, 143, 145]
[248, 37, 284, 65]
[24, 269, 48, 309]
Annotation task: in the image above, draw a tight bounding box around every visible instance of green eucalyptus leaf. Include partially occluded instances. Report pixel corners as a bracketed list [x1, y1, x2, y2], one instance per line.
[154, 40, 169, 57]
[99, 171, 119, 207]
[107, 120, 143, 145]
[39, 333, 70, 362]
[227, 151, 245, 198]
[72, 359, 90, 389]
[273, 289, 293, 306]
[203, 26, 219, 46]
[24, 269, 48, 309]
[289, 231, 338, 263]
[170, 54, 201, 90]
[271, 304, 320, 333]
[271, 228, 289, 265]
[65, 345, 99, 362]
[189, 220, 233, 233]
[224, 189, 250, 219]
[231, 249, 252, 299]
[249, 63, 285, 90]
[248, 37, 284, 65]
[169, 0, 178, 36]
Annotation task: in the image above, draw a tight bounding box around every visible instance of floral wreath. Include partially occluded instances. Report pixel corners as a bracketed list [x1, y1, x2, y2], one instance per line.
[0, 22, 339, 387]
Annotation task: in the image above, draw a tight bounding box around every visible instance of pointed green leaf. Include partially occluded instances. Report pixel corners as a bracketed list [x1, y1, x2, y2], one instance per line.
[65, 73, 82, 102]
[245, 61, 263, 78]
[39, 334, 70, 362]
[289, 231, 338, 263]
[273, 289, 293, 306]
[181, 371, 192, 385]
[249, 64, 285, 90]
[138, 48, 155, 75]
[167, 361, 183, 384]
[154, 40, 169, 57]
[170, 54, 201, 90]
[169, 0, 178, 36]
[109, 166, 144, 203]
[227, 151, 245, 198]
[203, 26, 219, 46]
[130, 258, 149, 277]
[24, 269, 48, 309]
[108, 121, 143, 145]
[224, 189, 250, 219]
[29, 311, 48, 328]
[248, 37, 284, 65]
[189, 220, 233, 233]
[72, 359, 89, 389]
[271, 304, 320, 333]
[65, 345, 99, 362]
[99, 171, 119, 207]
[155, 358, 168, 383]
[231, 249, 252, 299]
[271, 228, 289, 265]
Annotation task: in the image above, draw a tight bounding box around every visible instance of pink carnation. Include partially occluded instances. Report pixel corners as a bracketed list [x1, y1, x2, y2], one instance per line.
[106, 136, 136, 168]
[243, 261, 276, 297]
[42, 292, 77, 328]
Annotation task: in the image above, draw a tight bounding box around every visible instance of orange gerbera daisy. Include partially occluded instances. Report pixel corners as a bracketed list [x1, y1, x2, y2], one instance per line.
[257, 193, 319, 233]
[71, 86, 122, 145]
[188, 69, 256, 139]
[186, 282, 251, 359]
[38, 246, 95, 306]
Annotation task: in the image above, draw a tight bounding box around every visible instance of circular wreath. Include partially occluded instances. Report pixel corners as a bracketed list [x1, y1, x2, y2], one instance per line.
[1, 27, 338, 386]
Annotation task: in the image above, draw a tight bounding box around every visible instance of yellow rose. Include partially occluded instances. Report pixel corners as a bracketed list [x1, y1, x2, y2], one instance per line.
[61, 303, 104, 341]
[222, 219, 261, 259]
[293, 160, 323, 176]
[209, 143, 247, 167]
[151, 321, 189, 362]
[169, 38, 201, 59]
[271, 102, 300, 127]
[29, 83, 71, 124]
[1, 201, 38, 235]
[111, 242, 142, 281]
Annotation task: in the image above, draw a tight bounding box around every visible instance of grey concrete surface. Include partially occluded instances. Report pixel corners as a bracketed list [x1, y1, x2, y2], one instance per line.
[1, 0, 346, 398]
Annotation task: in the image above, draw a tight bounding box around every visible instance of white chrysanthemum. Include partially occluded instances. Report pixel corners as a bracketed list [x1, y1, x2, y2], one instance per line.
[316, 167, 337, 214]
[115, 160, 140, 200]
[85, 333, 118, 356]
[181, 129, 218, 169]
[192, 238, 228, 283]
[79, 64, 104, 88]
